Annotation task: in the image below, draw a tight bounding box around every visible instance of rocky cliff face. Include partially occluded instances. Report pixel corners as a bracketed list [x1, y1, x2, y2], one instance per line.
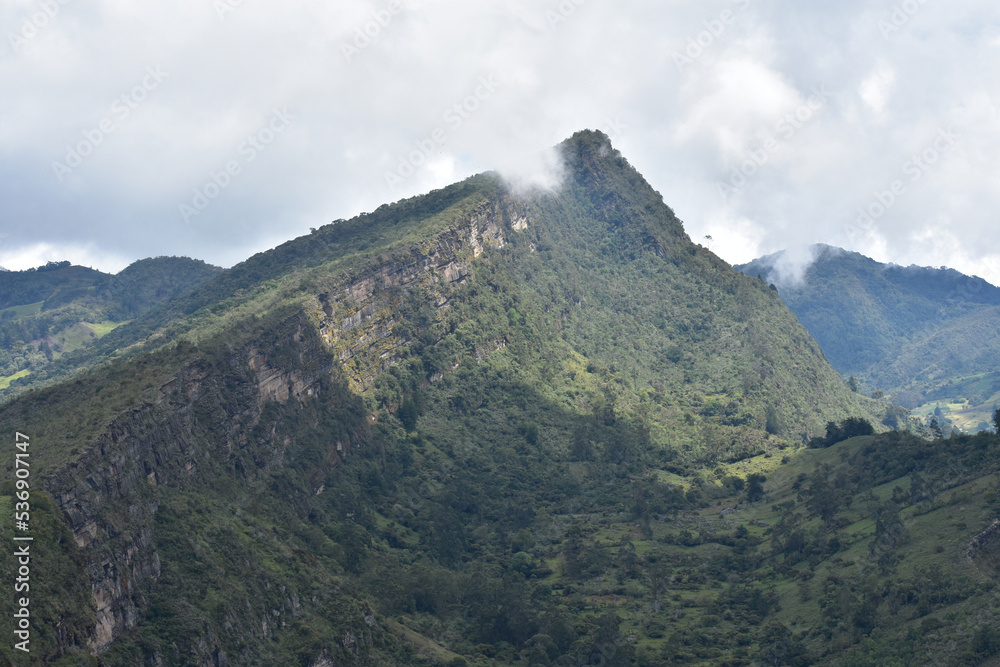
[44, 352, 282, 653]
[310, 195, 527, 390]
[38, 191, 527, 660]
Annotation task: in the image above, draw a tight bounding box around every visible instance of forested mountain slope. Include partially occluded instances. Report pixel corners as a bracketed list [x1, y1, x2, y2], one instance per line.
[0, 257, 220, 394]
[0, 131, 893, 666]
[738, 246, 1000, 428]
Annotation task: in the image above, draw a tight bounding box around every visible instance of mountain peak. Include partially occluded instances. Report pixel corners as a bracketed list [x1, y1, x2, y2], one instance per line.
[559, 128, 624, 171]
[560, 128, 614, 151]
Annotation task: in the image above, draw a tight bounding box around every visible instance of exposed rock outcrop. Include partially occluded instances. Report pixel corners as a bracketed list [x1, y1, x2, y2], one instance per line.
[39, 192, 527, 659]
[967, 518, 1000, 562]
[311, 195, 527, 389]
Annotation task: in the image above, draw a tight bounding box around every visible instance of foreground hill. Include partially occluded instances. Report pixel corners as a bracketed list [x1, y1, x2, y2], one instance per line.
[0, 131, 884, 665]
[0, 257, 221, 395]
[738, 245, 1000, 430]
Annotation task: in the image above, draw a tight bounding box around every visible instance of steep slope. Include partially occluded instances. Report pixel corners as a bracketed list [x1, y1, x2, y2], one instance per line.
[738, 246, 1000, 414]
[0, 131, 882, 665]
[3, 180, 492, 398]
[648, 428, 1000, 666]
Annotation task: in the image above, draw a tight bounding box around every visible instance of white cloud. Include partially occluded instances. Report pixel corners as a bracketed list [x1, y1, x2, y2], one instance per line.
[701, 211, 765, 267]
[858, 60, 897, 123]
[0, 242, 131, 273]
[0, 0, 997, 289]
[770, 244, 824, 286]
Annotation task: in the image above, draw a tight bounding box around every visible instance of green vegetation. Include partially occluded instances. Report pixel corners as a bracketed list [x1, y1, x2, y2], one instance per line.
[0, 369, 29, 389]
[0, 491, 95, 665]
[0, 131, 986, 665]
[0, 261, 104, 310]
[6, 180, 495, 402]
[808, 417, 875, 448]
[738, 245, 1000, 431]
[0, 256, 219, 398]
[908, 370, 1000, 434]
[9, 327, 988, 664]
[0, 301, 44, 318]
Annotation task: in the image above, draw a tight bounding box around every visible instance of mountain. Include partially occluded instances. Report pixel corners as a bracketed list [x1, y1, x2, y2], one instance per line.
[0, 261, 108, 310]
[0, 257, 221, 395]
[105, 257, 224, 320]
[737, 245, 1000, 429]
[0, 131, 892, 665]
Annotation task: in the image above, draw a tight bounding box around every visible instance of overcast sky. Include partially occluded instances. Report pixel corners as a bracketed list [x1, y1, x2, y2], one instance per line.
[1, 0, 998, 285]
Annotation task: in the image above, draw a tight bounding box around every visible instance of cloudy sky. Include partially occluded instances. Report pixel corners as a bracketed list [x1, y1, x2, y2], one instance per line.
[1, 0, 998, 285]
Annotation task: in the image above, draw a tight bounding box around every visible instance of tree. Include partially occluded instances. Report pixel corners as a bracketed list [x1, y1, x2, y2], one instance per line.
[806, 464, 845, 525]
[765, 404, 782, 435]
[974, 624, 1000, 658]
[510, 552, 534, 577]
[398, 397, 418, 431]
[589, 611, 635, 667]
[882, 405, 909, 430]
[810, 417, 874, 448]
[758, 620, 810, 666]
[842, 417, 875, 438]
[993, 407, 1000, 433]
[520, 421, 540, 447]
[747, 473, 767, 503]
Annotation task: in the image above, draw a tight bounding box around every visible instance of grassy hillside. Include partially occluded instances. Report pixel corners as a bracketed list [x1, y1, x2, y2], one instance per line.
[911, 370, 1000, 433]
[0, 131, 893, 665]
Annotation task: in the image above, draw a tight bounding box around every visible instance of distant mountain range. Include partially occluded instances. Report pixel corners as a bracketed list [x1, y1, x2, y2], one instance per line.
[0, 257, 220, 392]
[738, 245, 1000, 431]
